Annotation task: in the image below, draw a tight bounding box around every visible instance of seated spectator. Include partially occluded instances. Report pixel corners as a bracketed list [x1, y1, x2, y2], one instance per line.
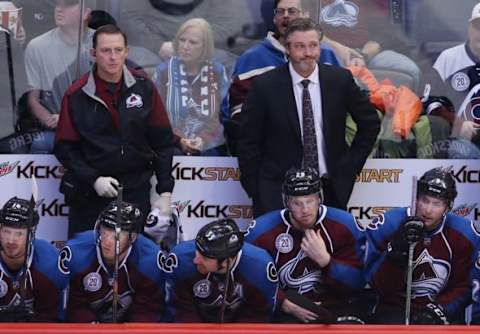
[119, 0, 250, 59]
[24, 0, 94, 153]
[154, 18, 228, 156]
[428, 2, 480, 158]
[12, 0, 56, 44]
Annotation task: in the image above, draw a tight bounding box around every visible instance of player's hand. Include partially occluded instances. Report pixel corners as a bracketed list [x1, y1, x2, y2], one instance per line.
[403, 216, 424, 244]
[301, 229, 331, 268]
[412, 303, 449, 325]
[387, 216, 424, 265]
[281, 298, 319, 323]
[93, 176, 119, 198]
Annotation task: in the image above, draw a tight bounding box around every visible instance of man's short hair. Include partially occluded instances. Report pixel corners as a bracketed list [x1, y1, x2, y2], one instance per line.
[274, 0, 304, 10]
[92, 24, 128, 49]
[284, 17, 323, 43]
[56, 0, 96, 8]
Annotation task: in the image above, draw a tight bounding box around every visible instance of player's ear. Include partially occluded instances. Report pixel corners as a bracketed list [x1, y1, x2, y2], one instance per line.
[90, 48, 96, 59]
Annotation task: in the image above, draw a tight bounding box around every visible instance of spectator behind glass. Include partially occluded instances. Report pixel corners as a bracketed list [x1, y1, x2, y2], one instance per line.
[154, 18, 228, 156]
[119, 0, 249, 60]
[319, 0, 420, 90]
[13, 0, 56, 44]
[223, 0, 340, 156]
[428, 2, 480, 158]
[24, 0, 94, 153]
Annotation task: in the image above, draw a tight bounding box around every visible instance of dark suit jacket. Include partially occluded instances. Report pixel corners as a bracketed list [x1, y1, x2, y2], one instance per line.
[237, 63, 380, 215]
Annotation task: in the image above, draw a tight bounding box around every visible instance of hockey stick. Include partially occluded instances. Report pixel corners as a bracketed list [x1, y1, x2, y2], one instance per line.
[405, 176, 417, 325]
[112, 184, 123, 323]
[14, 176, 38, 321]
[219, 257, 231, 323]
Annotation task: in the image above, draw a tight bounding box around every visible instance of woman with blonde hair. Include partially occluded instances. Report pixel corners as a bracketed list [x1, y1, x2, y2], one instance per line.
[154, 18, 228, 156]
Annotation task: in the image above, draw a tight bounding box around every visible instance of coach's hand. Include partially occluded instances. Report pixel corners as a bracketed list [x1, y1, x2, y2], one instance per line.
[93, 176, 119, 198]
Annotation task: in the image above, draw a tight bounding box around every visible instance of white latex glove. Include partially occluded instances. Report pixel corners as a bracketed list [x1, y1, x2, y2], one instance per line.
[153, 192, 172, 216]
[93, 176, 119, 198]
[144, 208, 171, 243]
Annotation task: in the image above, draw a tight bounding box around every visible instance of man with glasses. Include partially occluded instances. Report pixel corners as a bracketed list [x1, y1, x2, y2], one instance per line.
[237, 17, 379, 216]
[54, 24, 175, 237]
[223, 0, 339, 156]
[24, 0, 94, 153]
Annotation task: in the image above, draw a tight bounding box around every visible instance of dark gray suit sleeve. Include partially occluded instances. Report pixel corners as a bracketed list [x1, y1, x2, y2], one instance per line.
[237, 78, 267, 198]
[344, 70, 380, 175]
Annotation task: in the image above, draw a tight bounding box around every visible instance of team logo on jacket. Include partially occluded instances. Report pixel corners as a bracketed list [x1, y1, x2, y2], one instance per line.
[411, 249, 450, 299]
[0, 280, 8, 298]
[126, 93, 143, 108]
[275, 233, 294, 253]
[83, 272, 102, 292]
[278, 250, 322, 294]
[451, 72, 470, 92]
[193, 279, 211, 298]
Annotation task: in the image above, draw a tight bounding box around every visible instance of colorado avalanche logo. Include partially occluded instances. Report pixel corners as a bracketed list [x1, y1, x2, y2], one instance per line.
[411, 249, 451, 299]
[278, 250, 322, 294]
[157, 252, 178, 273]
[460, 84, 480, 123]
[321, 0, 359, 28]
[126, 93, 143, 109]
[367, 215, 385, 230]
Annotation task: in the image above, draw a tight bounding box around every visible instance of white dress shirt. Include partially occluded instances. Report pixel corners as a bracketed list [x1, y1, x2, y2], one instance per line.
[289, 62, 328, 176]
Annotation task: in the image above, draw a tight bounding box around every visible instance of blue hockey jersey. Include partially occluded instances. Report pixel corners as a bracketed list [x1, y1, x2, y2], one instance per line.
[0, 239, 66, 322]
[245, 206, 366, 308]
[162, 240, 278, 322]
[365, 207, 480, 319]
[59, 231, 166, 322]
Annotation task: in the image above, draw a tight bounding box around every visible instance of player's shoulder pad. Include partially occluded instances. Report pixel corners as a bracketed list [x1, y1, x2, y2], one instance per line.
[445, 213, 480, 245]
[245, 210, 283, 241]
[131, 235, 164, 281]
[160, 240, 196, 277]
[239, 243, 278, 284]
[324, 205, 365, 233]
[32, 239, 68, 289]
[367, 207, 406, 232]
[60, 231, 97, 275]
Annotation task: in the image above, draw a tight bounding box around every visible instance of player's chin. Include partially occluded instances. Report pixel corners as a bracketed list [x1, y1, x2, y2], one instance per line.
[196, 265, 208, 275]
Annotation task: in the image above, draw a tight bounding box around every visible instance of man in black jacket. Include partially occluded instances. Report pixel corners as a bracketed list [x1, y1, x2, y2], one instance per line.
[55, 24, 174, 237]
[237, 18, 379, 216]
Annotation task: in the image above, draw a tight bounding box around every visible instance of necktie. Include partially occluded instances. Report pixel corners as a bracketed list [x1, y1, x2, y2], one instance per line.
[301, 79, 319, 173]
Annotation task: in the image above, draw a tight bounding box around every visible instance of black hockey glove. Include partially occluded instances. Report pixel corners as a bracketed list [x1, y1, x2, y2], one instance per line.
[386, 216, 424, 265]
[412, 303, 449, 325]
[0, 305, 35, 322]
